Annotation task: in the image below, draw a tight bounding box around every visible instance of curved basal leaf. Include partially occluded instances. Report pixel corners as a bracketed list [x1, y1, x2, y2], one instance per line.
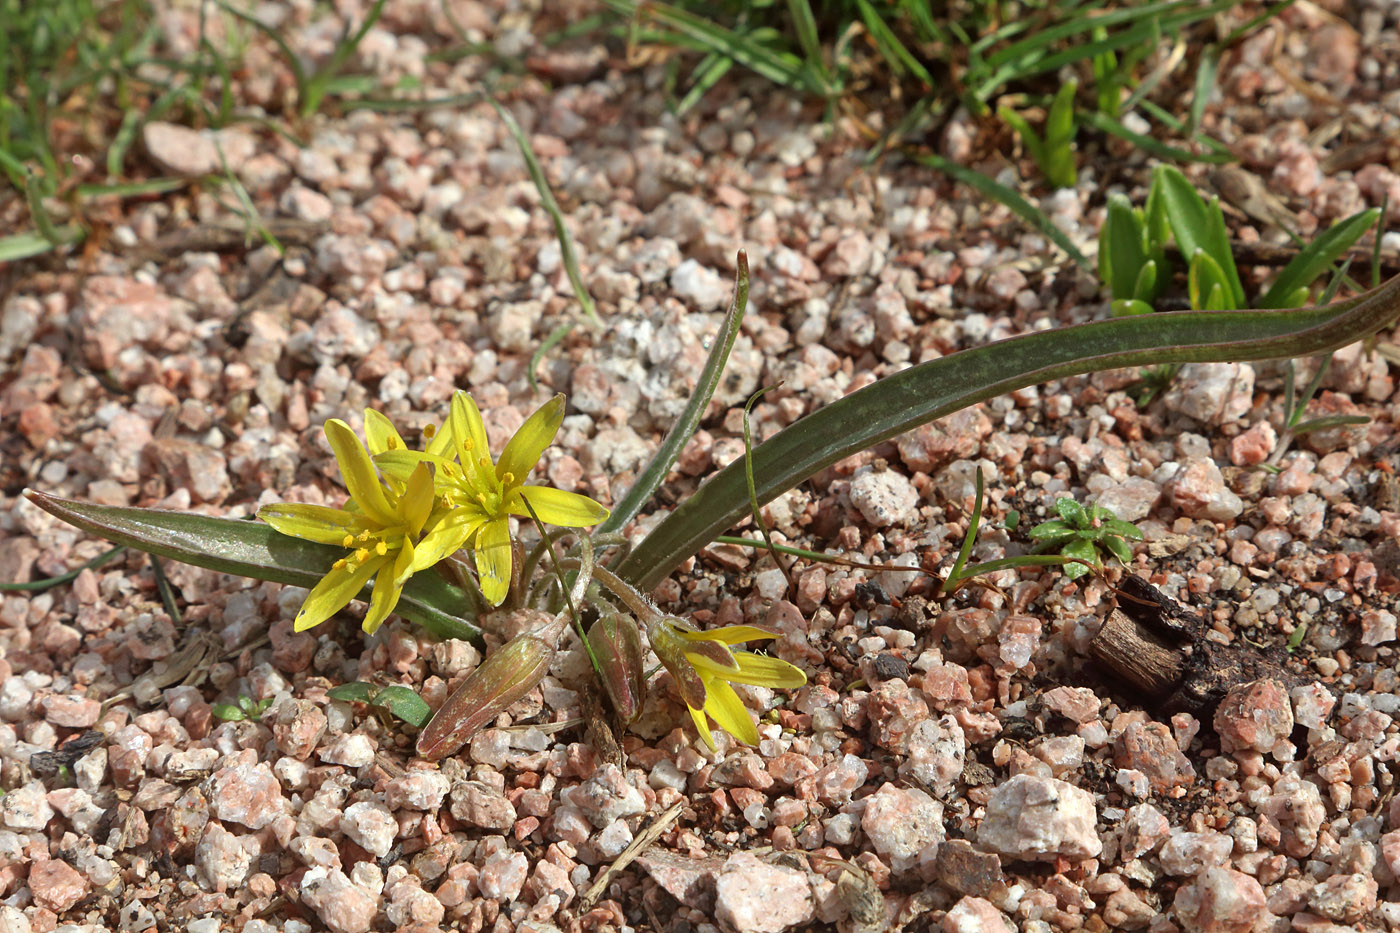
[23, 491, 482, 646]
[616, 273, 1400, 590]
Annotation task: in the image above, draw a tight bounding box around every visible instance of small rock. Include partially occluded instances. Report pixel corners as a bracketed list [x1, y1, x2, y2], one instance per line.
[1167, 458, 1244, 522]
[977, 774, 1102, 861]
[1042, 686, 1100, 724]
[1163, 363, 1254, 425]
[714, 851, 815, 932]
[1092, 477, 1162, 523]
[340, 800, 396, 857]
[0, 781, 54, 831]
[300, 868, 379, 933]
[41, 694, 101, 728]
[861, 783, 944, 874]
[143, 122, 221, 176]
[1158, 831, 1234, 876]
[1308, 873, 1377, 923]
[943, 896, 1014, 933]
[849, 467, 919, 528]
[450, 781, 517, 831]
[28, 859, 90, 913]
[670, 259, 729, 311]
[928, 839, 1004, 899]
[385, 771, 450, 811]
[478, 849, 529, 902]
[210, 762, 283, 830]
[195, 821, 252, 892]
[1172, 868, 1267, 933]
[1113, 721, 1196, 792]
[320, 733, 376, 768]
[1214, 679, 1293, 755]
[567, 764, 645, 827]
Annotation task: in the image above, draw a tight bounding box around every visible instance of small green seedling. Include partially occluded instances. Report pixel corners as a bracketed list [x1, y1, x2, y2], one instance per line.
[212, 694, 273, 722]
[1028, 498, 1143, 580]
[999, 79, 1079, 189]
[327, 681, 432, 728]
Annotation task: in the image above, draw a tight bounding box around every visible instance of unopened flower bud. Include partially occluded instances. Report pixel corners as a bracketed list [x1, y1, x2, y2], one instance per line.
[417, 624, 559, 760]
[587, 613, 645, 722]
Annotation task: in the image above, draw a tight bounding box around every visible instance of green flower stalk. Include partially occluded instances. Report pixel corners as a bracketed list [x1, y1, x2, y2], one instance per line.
[378, 391, 609, 606]
[647, 617, 807, 750]
[258, 415, 464, 634]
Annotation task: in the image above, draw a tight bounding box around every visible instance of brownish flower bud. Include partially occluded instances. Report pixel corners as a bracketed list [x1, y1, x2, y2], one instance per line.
[416, 624, 559, 760]
[587, 613, 646, 722]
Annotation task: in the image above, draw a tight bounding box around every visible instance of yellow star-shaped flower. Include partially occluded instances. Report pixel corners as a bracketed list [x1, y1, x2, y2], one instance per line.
[377, 391, 609, 606]
[259, 414, 464, 634]
[648, 618, 807, 750]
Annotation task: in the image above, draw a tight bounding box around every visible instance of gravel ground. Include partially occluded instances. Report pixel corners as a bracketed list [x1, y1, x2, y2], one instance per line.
[4, 1, 1400, 932]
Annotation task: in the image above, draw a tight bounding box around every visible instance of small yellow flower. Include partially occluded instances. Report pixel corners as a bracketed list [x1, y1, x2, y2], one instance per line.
[259, 416, 465, 635]
[377, 391, 609, 606]
[648, 617, 807, 750]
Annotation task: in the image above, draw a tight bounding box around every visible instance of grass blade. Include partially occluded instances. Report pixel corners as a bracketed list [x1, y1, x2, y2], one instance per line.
[913, 152, 1091, 270]
[615, 273, 1400, 590]
[1080, 110, 1234, 164]
[1258, 208, 1380, 309]
[23, 490, 482, 645]
[490, 97, 600, 327]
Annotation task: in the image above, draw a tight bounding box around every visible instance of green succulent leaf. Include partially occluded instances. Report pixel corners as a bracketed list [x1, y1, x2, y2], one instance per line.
[1101, 518, 1145, 540]
[211, 704, 246, 722]
[1155, 165, 1245, 307]
[1111, 298, 1155, 317]
[1055, 498, 1090, 528]
[1027, 519, 1076, 541]
[1102, 534, 1134, 564]
[327, 682, 377, 703]
[1102, 193, 1147, 301]
[371, 686, 432, 727]
[23, 491, 483, 646]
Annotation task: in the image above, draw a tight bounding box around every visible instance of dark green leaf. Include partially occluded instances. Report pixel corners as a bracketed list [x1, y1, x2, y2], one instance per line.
[1101, 519, 1145, 540]
[1027, 519, 1076, 542]
[1103, 534, 1134, 563]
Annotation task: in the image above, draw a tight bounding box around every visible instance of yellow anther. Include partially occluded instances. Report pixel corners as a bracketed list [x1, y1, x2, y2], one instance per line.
[424, 424, 437, 439]
[375, 541, 388, 556]
[477, 493, 489, 506]
[479, 457, 492, 472]
[358, 530, 372, 542]
[501, 472, 515, 486]
[355, 548, 371, 563]
[387, 437, 399, 449]
[462, 438, 474, 452]
[333, 558, 347, 570]
[342, 534, 355, 547]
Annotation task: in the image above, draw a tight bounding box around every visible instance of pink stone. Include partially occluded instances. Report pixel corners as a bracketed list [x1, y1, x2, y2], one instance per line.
[1120, 804, 1170, 859]
[920, 662, 973, 710]
[1172, 868, 1268, 933]
[41, 694, 100, 728]
[715, 851, 814, 932]
[1042, 686, 1100, 724]
[28, 858, 90, 913]
[1214, 679, 1293, 755]
[1229, 421, 1277, 467]
[211, 762, 283, 830]
[270, 700, 327, 760]
[943, 896, 1014, 933]
[478, 849, 528, 902]
[861, 783, 944, 873]
[300, 868, 379, 933]
[1113, 721, 1196, 792]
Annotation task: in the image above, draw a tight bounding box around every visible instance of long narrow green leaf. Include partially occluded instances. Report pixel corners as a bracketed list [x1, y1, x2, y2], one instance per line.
[1154, 165, 1244, 305]
[596, 252, 749, 535]
[914, 152, 1091, 269]
[1102, 193, 1146, 301]
[615, 274, 1400, 590]
[1080, 110, 1234, 165]
[23, 491, 483, 646]
[1258, 208, 1380, 309]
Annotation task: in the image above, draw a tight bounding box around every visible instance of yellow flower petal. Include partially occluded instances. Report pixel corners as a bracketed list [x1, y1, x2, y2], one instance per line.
[412, 512, 483, 573]
[258, 503, 363, 545]
[324, 419, 396, 526]
[362, 564, 403, 635]
[506, 485, 609, 528]
[703, 676, 759, 746]
[403, 463, 435, 537]
[727, 651, 807, 689]
[497, 394, 563, 485]
[363, 409, 406, 457]
[686, 624, 780, 647]
[689, 702, 717, 752]
[685, 647, 743, 677]
[392, 536, 417, 588]
[475, 517, 513, 606]
[450, 392, 494, 487]
[374, 449, 451, 485]
[295, 553, 387, 632]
